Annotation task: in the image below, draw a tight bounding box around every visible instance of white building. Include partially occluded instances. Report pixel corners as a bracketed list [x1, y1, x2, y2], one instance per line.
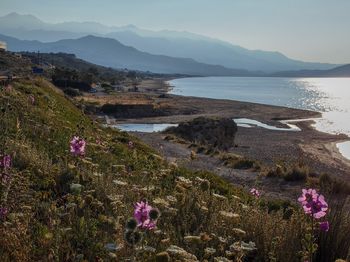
[0, 41, 7, 51]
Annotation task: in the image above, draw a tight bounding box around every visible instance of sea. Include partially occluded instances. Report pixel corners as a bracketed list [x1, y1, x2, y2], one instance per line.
[169, 77, 350, 160]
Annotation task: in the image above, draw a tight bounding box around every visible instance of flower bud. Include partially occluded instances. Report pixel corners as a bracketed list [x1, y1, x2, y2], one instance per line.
[124, 230, 141, 246]
[125, 218, 138, 231]
[149, 208, 160, 220]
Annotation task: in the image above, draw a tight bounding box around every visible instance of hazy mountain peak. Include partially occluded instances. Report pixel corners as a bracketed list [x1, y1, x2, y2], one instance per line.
[0, 12, 45, 28]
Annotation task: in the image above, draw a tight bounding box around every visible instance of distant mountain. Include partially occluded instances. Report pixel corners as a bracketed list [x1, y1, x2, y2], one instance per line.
[0, 34, 257, 76]
[271, 64, 350, 77]
[105, 31, 338, 72]
[0, 13, 338, 72]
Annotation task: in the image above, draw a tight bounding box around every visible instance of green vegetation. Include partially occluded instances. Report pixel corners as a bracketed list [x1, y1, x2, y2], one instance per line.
[0, 76, 349, 260]
[219, 152, 261, 171]
[264, 162, 309, 182]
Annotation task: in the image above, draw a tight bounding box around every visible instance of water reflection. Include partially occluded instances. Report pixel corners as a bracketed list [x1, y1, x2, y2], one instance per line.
[115, 123, 178, 132]
[170, 77, 350, 159]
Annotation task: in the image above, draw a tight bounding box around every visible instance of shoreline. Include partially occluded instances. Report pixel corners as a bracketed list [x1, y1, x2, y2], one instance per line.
[87, 78, 350, 190]
[166, 77, 350, 162]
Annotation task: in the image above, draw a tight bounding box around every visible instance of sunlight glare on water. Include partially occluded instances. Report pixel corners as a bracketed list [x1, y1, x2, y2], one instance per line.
[170, 77, 350, 159]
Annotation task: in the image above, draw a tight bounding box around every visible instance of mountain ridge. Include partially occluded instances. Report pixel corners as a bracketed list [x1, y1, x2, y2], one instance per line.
[0, 12, 338, 72]
[0, 33, 258, 76]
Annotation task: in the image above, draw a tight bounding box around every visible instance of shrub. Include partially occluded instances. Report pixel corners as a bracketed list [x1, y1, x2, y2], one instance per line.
[265, 162, 309, 182]
[64, 87, 82, 97]
[283, 164, 309, 181]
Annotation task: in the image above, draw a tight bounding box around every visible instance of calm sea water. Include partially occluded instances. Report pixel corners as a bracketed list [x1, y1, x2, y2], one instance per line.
[169, 77, 350, 159]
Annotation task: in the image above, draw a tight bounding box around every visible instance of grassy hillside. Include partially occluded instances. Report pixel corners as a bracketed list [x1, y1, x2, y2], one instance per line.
[0, 77, 349, 261]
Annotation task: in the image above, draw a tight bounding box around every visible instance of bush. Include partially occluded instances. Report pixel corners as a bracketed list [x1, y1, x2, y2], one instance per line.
[265, 162, 309, 182]
[220, 153, 260, 170]
[319, 173, 350, 195]
[283, 163, 309, 181]
[64, 87, 82, 97]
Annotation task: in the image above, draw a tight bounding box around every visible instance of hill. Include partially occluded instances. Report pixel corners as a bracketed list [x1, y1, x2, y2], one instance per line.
[271, 64, 350, 77]
[21, 52, 176, 79]
[0, 12, 337, 72]
[0, 34, 256, 76]
[0, 51, 349, 261]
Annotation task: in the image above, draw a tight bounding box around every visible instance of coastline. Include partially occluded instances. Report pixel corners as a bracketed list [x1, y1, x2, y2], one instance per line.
[86, 78, 350, 193]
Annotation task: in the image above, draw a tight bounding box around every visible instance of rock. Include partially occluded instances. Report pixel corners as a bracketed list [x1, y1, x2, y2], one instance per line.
[166, 245, 198, 261]
[166, 117, 237, 151]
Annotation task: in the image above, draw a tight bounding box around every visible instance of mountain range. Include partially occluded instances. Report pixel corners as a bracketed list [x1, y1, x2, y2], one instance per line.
[0, 12, 341, 75]
[0, 34, 257, 76]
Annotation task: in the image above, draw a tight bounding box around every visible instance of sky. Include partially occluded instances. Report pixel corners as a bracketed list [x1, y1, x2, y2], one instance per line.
[1, 0, 350, 64]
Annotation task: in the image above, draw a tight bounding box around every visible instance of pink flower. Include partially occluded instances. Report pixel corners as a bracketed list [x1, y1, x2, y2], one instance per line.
[0, 207, 8, 220]
[298, 188, 328, 219]
[70, 136, 86, 157]
[319, 221, 329, 232]
[0, 155, 11, 170]
[298, 188, 318, 205]
[128, 141, 134, 149]
[250, 188, 260, 198]
[134, 200, 157, 230]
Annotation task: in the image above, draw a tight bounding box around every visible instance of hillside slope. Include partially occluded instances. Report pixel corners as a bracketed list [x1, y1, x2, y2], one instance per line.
[0, 53, 349, 261]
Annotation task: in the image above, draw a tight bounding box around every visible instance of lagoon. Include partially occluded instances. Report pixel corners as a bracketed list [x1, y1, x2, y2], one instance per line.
[115, 123, 178, 133]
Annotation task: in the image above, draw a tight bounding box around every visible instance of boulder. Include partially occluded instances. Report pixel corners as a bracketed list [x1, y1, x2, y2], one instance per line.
[166, 117, 237, 151]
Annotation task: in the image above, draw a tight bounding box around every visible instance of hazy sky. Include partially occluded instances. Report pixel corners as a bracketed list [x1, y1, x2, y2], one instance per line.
[1, 0, 350, 63]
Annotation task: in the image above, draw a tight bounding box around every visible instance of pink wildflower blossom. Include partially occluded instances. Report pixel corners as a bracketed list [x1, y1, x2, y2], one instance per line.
[250, 188, 260, 198]
[128, 141, 134, 149]
[298, 188, 328, 219]
[298, 188, 318, 205]
[134, 200, 157, 230]
[0, 155, 11, 170]
[70, 136, 86, 157]
[0, 207, 8, 220]
[319, 221, 330, 232]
